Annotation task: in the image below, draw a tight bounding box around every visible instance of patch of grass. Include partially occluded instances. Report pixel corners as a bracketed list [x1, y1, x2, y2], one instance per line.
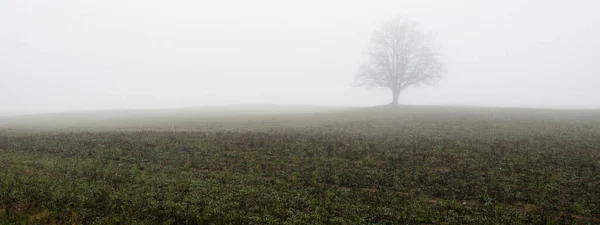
[0, 106, 599, 224]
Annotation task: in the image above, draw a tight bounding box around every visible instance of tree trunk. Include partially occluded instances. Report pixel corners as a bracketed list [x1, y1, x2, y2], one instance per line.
[391, 88, 400, 105]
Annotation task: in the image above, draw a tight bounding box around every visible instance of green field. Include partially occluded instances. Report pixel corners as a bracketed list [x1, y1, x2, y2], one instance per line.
[1, 105, 599, 224]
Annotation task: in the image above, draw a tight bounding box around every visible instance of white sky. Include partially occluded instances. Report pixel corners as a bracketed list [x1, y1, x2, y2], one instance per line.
[1, 0, 599, 115]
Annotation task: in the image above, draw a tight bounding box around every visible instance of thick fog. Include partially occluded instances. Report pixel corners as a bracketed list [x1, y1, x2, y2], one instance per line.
[1, 0, 599, 116]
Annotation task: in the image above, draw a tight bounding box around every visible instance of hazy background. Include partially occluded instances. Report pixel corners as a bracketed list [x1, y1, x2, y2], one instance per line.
[1, 0, 599, 116]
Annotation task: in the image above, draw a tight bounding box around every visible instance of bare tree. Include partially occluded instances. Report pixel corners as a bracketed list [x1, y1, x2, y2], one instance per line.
[355, 16, 445, 105]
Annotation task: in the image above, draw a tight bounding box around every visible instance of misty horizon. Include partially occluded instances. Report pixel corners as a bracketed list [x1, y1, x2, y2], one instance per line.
[2, 0, 599, 116]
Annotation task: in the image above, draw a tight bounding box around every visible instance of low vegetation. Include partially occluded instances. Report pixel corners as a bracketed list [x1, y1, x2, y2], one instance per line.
[1, 106, 599, 224]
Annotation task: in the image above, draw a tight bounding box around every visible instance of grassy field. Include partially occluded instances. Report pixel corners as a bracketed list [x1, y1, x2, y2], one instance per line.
[1, 105, 599, 224]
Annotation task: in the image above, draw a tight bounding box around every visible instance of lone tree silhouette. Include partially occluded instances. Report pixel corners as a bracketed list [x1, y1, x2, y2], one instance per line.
[355, 16, 445, 105]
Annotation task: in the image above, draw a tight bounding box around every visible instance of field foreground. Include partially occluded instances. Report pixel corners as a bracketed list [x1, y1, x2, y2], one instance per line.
[1, 106, 600, 224]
